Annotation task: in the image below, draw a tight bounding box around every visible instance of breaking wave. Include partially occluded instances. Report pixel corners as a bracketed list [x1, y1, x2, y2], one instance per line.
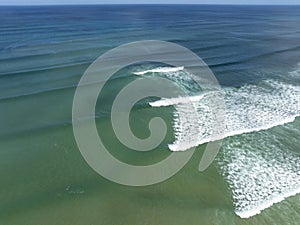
[216, 124, 300, 218]
[168, 80, 300, 151]
[133, 66, 184, 75]
[143, 64, 300, 217]
[149, 94, 205, 107]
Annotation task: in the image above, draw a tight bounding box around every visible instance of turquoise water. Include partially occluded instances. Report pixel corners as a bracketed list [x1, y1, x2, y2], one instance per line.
[0, 5, 300, 224]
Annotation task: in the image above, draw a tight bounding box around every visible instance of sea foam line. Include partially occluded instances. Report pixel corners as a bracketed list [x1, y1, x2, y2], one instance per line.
[236, 185, 300, 218]
[216, 122, 300, 219]
[133, 66, 184, 75]
[168, 114, 299, 151]
[149, 95, 205, 107]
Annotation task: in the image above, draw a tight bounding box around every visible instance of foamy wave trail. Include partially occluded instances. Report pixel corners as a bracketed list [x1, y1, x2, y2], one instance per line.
[145, 65, 300, 217]
[137, 64, 300, 217]
[135, 65, 201, 94]
[141, 66, 300, 151]
[164, 80, 300, 151]
[216, 124, 300, 218]
[133, 66, 184, 75]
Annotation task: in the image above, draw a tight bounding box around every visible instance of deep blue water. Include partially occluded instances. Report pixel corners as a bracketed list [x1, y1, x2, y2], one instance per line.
[1, 5, 300, 135]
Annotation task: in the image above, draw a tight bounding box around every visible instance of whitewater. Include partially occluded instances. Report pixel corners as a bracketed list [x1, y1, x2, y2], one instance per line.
[134, 65, 300, 218]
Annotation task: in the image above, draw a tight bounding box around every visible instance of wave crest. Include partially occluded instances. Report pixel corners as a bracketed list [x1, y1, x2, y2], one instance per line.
[133, 66, 184, 75]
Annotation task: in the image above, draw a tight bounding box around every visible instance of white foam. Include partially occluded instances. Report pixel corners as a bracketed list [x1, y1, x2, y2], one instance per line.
[133, 66, 184, 75]
[235, 185, 300, 218]
[169, 114, 299, 151]
[149, 95, 205, 107]
[151, 64, 300, 217]
[167, 80, 300, 151]
[145, 64, 300, 217]
[216, 125, 300, 218]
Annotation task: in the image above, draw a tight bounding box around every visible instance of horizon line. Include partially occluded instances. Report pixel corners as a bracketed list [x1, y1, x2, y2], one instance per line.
[1, 3, 300, 6]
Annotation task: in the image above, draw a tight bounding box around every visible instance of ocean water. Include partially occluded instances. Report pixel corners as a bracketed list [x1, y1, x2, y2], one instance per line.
[0, 5, 300, 225]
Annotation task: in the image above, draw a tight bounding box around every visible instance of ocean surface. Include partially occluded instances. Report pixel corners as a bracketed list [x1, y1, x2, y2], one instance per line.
[0, 5, 300, 225]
